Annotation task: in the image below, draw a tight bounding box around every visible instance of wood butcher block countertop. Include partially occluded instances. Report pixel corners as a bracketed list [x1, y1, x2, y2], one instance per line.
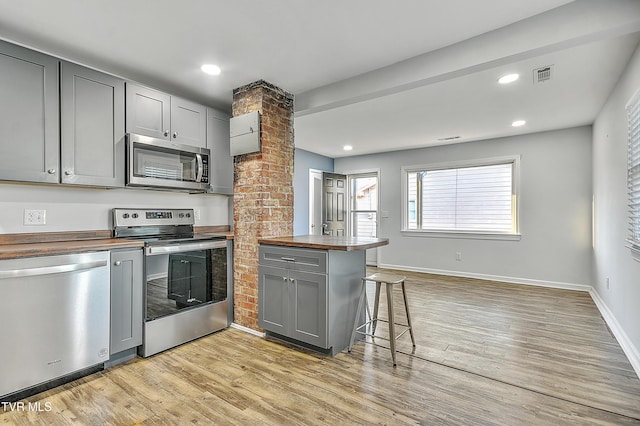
[0, 226, 233, 260]
[258, 235, 389, 251]
[0, 234, 144, 260]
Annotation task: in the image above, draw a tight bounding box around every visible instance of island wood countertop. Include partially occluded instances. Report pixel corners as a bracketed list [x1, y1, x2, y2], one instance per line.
[258, 235, 389, 251]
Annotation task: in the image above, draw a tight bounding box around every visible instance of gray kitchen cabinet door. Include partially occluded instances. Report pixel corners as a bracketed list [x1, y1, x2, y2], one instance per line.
[61, 62, 125, 187]
[289, 270, 328, 348]
[110, 249, 143, 355]
[125, 83, 171, 140]
[171, 96, 207, 147]
[206, 107, 233, 194]
[0, 40, 59, 184]
[258, 265, 290, 336]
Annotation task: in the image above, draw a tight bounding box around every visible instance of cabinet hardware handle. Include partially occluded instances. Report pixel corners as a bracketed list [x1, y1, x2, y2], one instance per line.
[114, 261, 121, 266]
[47, 168, 56, 174]
[164, 130, 169, 137]
[281, 257, 296, 262]
[173, 132, 178, 138]
[64, 170, 73, 176]
[282, 277, 287, 281]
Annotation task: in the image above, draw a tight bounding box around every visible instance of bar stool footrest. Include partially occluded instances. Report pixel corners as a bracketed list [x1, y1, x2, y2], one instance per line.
[354, 320, 412, 342]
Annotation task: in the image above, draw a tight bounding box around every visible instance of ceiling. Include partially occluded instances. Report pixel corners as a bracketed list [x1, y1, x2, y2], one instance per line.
[1, 0, 640, 158]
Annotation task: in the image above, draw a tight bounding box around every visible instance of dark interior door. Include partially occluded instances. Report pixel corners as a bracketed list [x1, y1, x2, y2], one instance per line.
[322, 172, 347, 236]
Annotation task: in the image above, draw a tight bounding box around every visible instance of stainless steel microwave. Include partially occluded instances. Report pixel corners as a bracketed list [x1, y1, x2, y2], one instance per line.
[126, 133, 210, 192]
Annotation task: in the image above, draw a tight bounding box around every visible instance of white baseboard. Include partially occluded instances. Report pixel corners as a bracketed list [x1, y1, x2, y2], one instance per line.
[230, 322, 266, 338]
[378, 263, 592, 292]
[589, 289, 640, 380]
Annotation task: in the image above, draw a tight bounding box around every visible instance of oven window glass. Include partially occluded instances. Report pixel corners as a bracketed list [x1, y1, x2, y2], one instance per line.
[133, 144, 197, 182]
[145, 246, 227, 320]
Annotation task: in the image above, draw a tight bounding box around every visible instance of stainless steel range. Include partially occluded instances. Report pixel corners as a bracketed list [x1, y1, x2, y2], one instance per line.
[113, 208, 232, 357]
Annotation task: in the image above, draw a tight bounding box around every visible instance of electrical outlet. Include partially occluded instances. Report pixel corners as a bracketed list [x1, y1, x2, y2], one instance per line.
[194, 209, 201, 221]
[455, 252, 462, 261]
[24, 209, 46, 225]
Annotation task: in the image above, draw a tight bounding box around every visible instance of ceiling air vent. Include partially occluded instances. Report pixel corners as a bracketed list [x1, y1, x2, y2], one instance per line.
[533, 65, 553, 84]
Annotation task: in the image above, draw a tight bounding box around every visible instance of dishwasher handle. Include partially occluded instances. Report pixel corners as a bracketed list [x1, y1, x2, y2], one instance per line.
[0, 259, 108, 279]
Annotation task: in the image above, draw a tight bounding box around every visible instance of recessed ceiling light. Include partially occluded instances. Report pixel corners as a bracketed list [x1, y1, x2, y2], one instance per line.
[343, 145, 353, 151]
[512, 120, 526, 127]
[498, 73, 519, 84]
[201, 64, 221, 76]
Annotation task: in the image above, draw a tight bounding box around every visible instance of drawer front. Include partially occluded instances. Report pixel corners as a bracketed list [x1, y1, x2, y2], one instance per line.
[259, 245, 327, 274]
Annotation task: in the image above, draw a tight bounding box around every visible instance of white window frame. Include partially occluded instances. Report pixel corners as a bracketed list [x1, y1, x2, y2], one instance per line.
[626, 89, 640, 257]
[401, 155, 521, 241]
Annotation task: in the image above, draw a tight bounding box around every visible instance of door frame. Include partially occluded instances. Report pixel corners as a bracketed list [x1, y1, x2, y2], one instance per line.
[345, 168, 381, 266]
[308, 169, 323, 235]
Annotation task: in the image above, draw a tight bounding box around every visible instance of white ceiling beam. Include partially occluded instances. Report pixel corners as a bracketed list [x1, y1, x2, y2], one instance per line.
[294, 0, 640, 116]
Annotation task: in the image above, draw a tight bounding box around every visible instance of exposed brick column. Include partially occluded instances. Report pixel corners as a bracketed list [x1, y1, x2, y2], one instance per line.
[232, 80, 294, 330]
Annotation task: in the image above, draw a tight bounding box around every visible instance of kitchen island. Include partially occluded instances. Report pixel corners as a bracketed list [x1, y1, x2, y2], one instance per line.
[257, 235, 389, 355]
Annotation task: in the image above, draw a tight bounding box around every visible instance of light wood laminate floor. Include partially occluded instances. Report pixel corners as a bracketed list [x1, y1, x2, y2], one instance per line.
[1, 270, 639, 425]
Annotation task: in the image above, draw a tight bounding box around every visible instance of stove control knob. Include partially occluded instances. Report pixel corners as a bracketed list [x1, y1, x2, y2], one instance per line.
[186, 213, 191, 218]
[122, 213, 129, 219]
[132, 213, 139, 219]
[178, 213, 185, 218]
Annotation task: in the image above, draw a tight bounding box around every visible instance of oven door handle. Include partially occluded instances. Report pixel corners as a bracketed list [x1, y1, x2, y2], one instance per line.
[145, 239, 227, 256]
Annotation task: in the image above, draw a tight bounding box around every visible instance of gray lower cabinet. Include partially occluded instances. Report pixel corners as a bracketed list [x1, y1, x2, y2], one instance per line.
[110, 249, 143, 357]
[61, 62, 125, 187]
[0, 40, 59, 184]
[259, 265, 328, 348]
[126, 82, 207, 147]
[258, 245, 364, 355]
[206, 107, 233, 194]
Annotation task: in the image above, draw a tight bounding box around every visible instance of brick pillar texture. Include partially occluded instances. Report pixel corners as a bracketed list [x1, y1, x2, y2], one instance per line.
[232, 80, 294, 330]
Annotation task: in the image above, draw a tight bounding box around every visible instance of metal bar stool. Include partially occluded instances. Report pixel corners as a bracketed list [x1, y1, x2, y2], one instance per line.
[348, 272, 416, 366]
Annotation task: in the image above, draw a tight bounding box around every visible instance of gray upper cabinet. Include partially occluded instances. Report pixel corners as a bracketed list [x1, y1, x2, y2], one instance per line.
[125, 83, 171, 140]
[126, 83, 206, 147]
[171, 97, 207, 147]
[61, 62, 125, 187]
[206, 108, 233, 194]
[0, 40, 59, 184]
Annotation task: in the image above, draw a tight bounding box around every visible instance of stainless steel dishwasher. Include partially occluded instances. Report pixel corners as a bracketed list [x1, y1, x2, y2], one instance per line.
[0, 251, 111, 399]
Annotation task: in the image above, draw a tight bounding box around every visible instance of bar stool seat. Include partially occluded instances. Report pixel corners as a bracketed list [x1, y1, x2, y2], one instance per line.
[348, 272, 416, 366]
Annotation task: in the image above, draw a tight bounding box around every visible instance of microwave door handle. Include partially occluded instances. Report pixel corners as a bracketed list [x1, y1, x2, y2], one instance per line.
[195, 154, 204, 182]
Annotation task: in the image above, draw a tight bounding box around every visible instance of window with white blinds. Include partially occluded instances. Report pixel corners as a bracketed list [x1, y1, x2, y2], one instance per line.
[404, 159, 518, 234]
[627, 90, 640, 252]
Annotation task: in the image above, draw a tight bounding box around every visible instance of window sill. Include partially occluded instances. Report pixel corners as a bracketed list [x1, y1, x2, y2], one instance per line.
[627, 241, 640, 262]
[401, 230, 521, 241]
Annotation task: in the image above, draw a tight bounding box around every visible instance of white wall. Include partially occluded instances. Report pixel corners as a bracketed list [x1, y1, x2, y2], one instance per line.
[335, 126, 593, 289]
[592, 41, 640, 373]
[0, 183, 230, 233]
